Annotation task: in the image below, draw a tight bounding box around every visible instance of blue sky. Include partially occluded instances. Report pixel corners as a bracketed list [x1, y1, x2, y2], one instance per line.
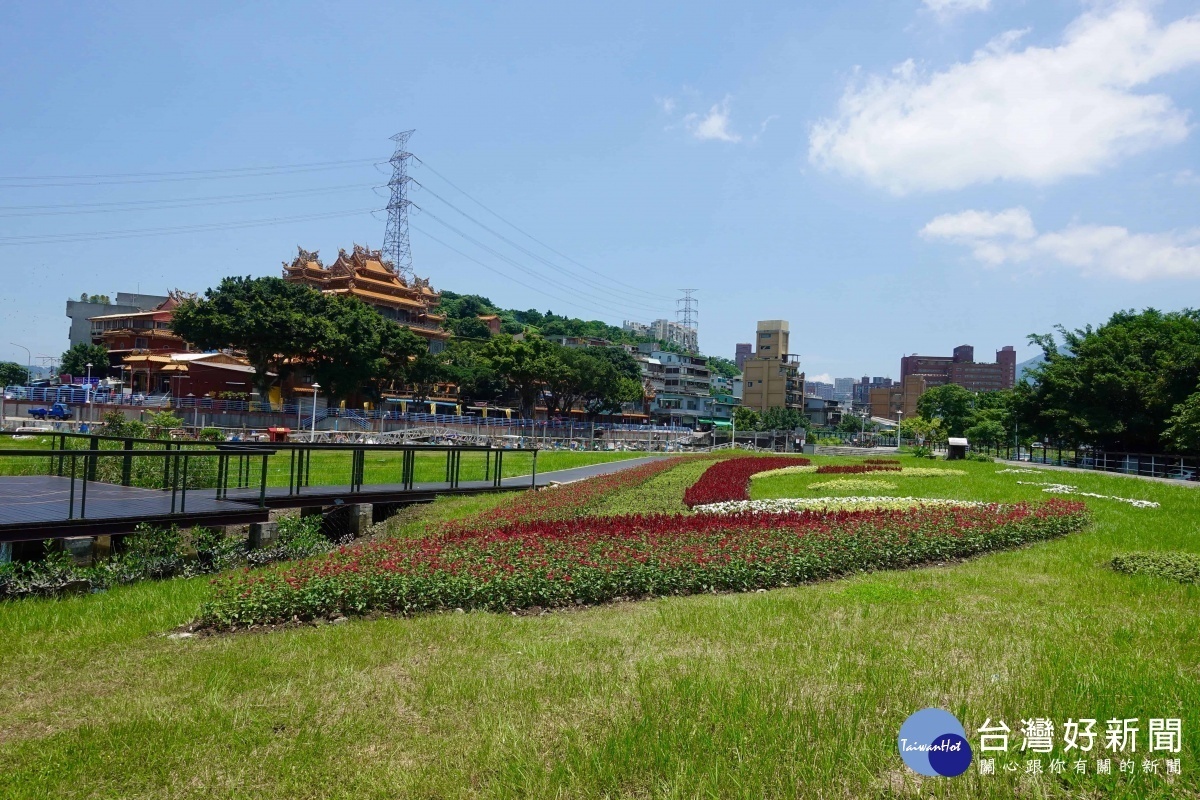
[2, 0, 1198, 383]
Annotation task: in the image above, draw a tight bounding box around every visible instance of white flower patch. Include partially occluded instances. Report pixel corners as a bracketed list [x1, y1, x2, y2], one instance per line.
[1015, 481, 1160, 509]
[693, 497, 989, 515]
[997, 468, 1046, 474]
[752, 465, 819, 479]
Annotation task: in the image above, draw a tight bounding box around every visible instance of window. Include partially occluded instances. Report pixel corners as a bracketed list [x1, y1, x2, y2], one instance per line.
[134, 337, 148, 349]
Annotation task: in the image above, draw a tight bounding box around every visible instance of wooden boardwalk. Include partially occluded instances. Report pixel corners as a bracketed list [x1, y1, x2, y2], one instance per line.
[0, 457, 664, 542]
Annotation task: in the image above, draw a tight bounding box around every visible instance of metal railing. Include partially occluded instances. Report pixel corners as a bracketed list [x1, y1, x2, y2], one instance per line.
[0, 434, 542, 539]
[976, 442, 1200, 481]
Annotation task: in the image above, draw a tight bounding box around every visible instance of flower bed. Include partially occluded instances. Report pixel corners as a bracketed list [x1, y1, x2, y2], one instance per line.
[683, 456, 811, 508]
[808, 478, 898, 492]
[899, 468, 966, 477]
[863, 458, 901, 466]
[815, 464, 903, 475]
[1016, 481, 1160, 508]
[449, 455, 697, 533]
[752, 465, 818, 479]
[693, 497, 991, 514]
[199, 499, 1089, 626]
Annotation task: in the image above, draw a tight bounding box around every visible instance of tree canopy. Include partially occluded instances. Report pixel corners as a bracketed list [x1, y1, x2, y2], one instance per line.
[1020, 308, 1200, 451]
[0, 362, 30, 386]
[60, 343, 109, 379]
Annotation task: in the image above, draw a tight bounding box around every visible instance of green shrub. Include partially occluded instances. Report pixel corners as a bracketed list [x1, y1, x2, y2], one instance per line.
[909, 445, 935, 459]
[1111, 552, 1200, 584]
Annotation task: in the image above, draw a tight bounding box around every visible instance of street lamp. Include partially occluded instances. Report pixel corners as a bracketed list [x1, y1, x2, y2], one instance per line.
[85, 362, 93, 423]
[10, 342, 31, 384]
[310, 382, 320, 439]
[896, 409, 904, 449]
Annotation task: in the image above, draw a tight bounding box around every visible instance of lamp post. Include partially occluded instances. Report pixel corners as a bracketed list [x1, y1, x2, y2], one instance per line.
[10, 343, 31, 389]
[85, 362, 92, 423]
[187, 393, 196, 430]
[310, 382, 320, 439]
[896, 409, 904, 449]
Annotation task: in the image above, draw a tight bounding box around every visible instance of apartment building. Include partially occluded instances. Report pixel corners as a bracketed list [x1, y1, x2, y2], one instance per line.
[741, 320, 804, 413]
[634, 344, 716, 426]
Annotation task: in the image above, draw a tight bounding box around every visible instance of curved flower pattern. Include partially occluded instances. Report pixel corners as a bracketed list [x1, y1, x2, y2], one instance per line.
[200, 499, 1089, 626]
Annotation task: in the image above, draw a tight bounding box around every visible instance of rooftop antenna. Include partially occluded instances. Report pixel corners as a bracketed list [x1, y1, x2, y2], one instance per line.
[383, 130, 416, 282]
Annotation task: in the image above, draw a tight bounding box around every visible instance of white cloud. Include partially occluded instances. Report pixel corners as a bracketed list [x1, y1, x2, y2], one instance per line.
[921, 207, 1200, 280]
[684, 96, 742, 142]
[656, 96, 677, 114]
[923, 0, 991, 15]
[807, 373, 834, 385]
[809, 6, 1200, 193]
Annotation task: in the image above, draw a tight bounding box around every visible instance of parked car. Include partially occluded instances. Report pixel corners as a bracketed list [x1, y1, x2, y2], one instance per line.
[4, 385, 27, 400]
[1167, 468, 1196, 481]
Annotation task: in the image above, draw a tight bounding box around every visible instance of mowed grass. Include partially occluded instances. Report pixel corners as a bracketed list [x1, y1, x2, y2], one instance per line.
[1, 456, 1199, 798]
[0, 436, 647, 486]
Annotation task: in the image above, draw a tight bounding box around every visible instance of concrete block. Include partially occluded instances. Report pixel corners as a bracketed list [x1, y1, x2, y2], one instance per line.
[249, 521, 279, 549]
[348, 503, 373, 537]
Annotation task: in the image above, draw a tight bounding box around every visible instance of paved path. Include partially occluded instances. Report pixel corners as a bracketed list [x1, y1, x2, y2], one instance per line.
[992, 458, 1199, 488]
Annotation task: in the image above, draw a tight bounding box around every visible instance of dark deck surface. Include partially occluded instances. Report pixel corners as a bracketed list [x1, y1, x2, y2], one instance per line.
[0, 456, 666, 540]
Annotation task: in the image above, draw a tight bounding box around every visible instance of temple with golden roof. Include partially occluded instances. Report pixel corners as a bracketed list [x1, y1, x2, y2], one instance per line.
[283, 245, 449, 350]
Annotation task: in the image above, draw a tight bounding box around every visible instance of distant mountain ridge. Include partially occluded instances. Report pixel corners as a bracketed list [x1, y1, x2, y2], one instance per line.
[1017, 354, 1044, 383]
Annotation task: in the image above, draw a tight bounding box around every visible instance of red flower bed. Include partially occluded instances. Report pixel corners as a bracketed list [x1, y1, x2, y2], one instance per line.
[682, 457, 810, 509]
[199, 500, 1089, 626]
[449, 455, 696, 533]
[815, 464, 903, 474]
[864, 459, 901, 466]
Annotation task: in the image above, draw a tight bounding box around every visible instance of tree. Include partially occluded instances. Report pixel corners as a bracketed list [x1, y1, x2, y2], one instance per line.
[308, 296, 397, 402]
[707, 356, 740, 380]
[375, 322, 429, 394]
[171, 276, 329, 399]
[451, 316, 493, 340]
[1022, 309, 1200, 451]
[760, 406, 806, 431]
[480, 334, 557, 418]
[0, 361, 29, 386]
[1164, 390, 1200, 453]
[839, 414, 876, 435]
[916, 384, 977, 437]
[441, 340, 504, 406]
[60, 343, 109, 379]
[733, 406, 761, 431]
[964, 419, 1007, 448]
[900, 415, 945, 446]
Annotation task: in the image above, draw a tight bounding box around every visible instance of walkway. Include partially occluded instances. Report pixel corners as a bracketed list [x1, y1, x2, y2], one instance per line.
[0, 455, 669, 542]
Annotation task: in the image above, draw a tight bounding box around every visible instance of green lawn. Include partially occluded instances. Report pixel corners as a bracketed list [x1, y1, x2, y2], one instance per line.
[1, 456, 1197, 798]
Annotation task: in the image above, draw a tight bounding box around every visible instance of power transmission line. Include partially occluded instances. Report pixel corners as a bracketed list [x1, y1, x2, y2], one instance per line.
[0, 183, 377, 217]
[0, 159, 384, 188]
[0, 157, 380, 182]
[413, 155, 673, 302]
[0, 208, 380, 246]
[413, 205, 647, 319]
[412, 179, 664, 313]
[414, 225, 642, 321]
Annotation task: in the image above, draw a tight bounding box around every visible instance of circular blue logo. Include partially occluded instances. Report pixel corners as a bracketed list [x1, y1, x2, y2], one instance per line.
[898, 708, 973, 777]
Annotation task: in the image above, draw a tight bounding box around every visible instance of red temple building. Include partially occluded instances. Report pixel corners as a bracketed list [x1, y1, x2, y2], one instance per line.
[283, 245, 449, 352]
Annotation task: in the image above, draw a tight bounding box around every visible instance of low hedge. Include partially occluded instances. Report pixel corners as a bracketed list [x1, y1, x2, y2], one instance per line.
[1111, 551, 1200, 584]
